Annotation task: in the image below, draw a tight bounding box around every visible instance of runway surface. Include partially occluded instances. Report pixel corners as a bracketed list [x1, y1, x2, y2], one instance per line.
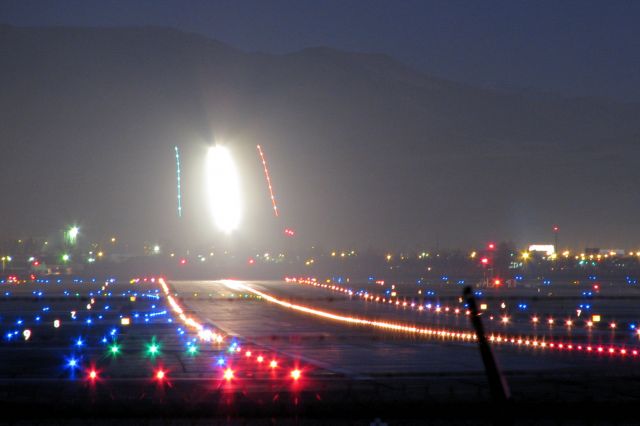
[173, 279, 640, 397]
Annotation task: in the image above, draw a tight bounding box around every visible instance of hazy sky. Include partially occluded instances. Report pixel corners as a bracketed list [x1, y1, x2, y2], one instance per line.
[2, 0, 639, 102]
[1, 1, 639, 251]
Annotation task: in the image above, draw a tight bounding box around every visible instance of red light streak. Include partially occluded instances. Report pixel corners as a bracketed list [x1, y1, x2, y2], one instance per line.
[256, 144, 279, 217]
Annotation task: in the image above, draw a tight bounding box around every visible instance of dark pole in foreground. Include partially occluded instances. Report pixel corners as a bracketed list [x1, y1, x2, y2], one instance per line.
[463, 286, 511, 403]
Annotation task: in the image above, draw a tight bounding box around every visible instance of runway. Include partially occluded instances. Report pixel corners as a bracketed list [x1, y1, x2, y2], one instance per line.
[173, 279, 638, 383]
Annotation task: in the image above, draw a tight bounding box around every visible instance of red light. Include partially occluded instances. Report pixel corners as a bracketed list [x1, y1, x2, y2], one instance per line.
[553, 225, 559, 232]
[33, 261, 39, 266]
[88, 369, 98, 380]
[155, 369, 165, 380]
[284, 228, 296, 237]
[494, 279, 501, 286]
[481, 258, 489, 265]
[488, 243, 495, 250]
[290, 369, 301, 380]
[248, 258, 255, 265]
[180, 258, 187, 265]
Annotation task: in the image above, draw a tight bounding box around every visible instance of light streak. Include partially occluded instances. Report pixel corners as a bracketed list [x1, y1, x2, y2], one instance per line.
[287, 277, 618, 334]
[158, 278, 224, 343]
[174, 146, 182, 218]
[256, 145, 279, 217]
[226, 281, 477, 342]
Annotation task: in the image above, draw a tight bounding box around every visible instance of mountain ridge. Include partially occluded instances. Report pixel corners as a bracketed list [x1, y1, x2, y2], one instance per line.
[1, 24, 638, 249]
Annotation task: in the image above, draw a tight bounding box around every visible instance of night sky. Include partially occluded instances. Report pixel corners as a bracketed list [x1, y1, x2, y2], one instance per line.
[3, 0, 640, 102]
[1, 1, 639, 251]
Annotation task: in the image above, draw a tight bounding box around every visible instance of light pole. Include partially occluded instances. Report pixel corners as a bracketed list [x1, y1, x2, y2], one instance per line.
[1, 256, 11, 273]
[552, 225, 559, 255]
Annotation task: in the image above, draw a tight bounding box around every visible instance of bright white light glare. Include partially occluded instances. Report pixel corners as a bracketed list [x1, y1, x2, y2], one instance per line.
[67, 226, 79, 244]
[206, 146, 242, 233]
[528, 244, 555, 255]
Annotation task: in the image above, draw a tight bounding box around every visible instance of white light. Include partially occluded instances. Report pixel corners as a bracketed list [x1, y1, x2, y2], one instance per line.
[528, 244, 555, 255]
[67, 226, 79, 243]
[206, 146, 241, 233]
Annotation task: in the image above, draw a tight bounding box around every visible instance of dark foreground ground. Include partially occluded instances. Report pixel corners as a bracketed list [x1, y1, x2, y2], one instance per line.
[2, 276, 640, 424]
